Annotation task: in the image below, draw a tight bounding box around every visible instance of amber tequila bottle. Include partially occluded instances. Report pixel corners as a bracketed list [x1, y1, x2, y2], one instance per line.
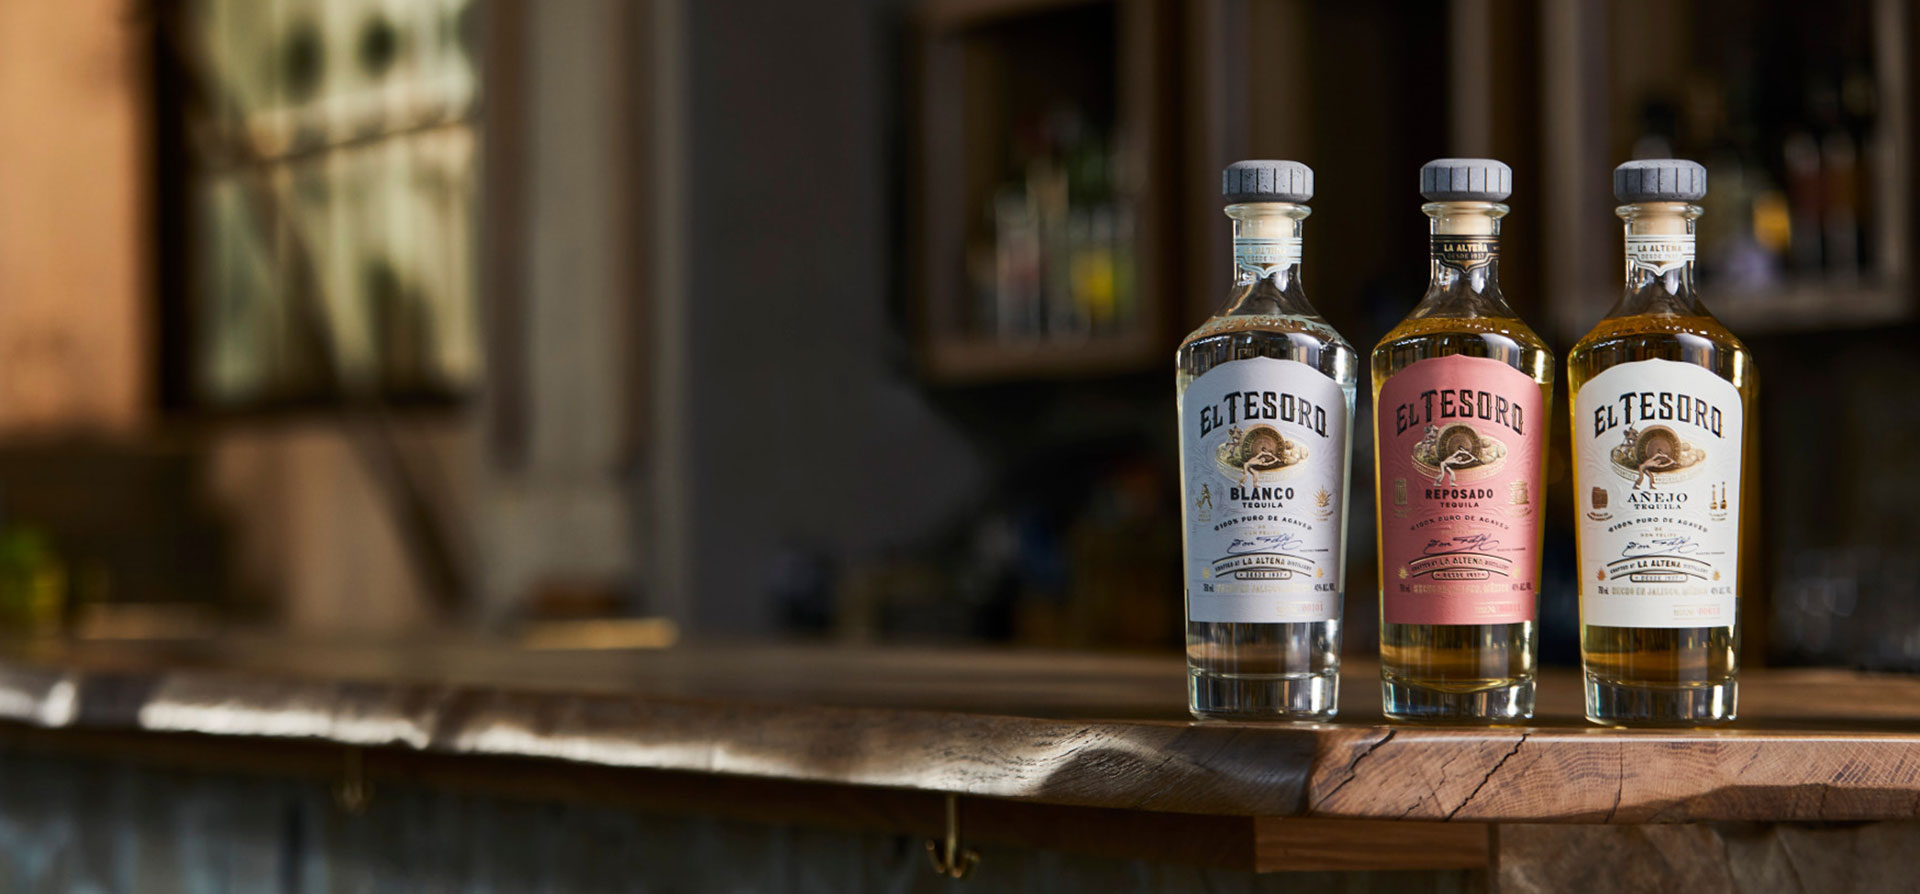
[1178, 161, 1356, 720]
[1372, 160, 1550, 722]
[1570, 160, 1755, 726]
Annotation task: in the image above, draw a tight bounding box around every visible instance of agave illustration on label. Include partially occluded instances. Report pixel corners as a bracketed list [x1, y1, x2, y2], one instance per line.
[1216, 424, 1307, 486]
[1410, 422, 1508, 486]
[1608, 424, 1705, 490]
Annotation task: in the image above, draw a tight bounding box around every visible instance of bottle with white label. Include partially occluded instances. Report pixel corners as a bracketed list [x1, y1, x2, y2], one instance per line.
[1178, 160, 1356, 720]
[1372, 159, 1551, 722]
[1569, 159, 1756, 726]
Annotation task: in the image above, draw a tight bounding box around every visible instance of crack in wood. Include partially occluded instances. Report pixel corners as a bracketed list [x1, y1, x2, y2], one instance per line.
[1444, 734, 1527, 821]
[1603, 746, 1624, 823]
[1312, 728, 1395, 809]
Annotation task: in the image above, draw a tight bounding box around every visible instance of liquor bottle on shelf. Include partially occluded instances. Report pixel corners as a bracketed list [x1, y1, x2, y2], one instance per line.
[1570, 159, 1756, 727]
[1177, 160, 1356, 720]
[1372, 159, 1550, 723]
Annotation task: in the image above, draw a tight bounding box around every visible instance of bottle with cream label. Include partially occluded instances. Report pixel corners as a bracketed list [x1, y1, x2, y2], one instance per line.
[1178, 160, 1356, 720]
[1569, 159, 1755, 727]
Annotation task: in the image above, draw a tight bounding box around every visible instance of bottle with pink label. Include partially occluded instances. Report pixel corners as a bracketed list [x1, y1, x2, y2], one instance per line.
[1370, 159, 1553, 722]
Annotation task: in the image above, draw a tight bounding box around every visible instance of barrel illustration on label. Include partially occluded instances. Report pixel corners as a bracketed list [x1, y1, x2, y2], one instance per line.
[1181, 355, 1348, 625]
[1377, 354, 1543, 626]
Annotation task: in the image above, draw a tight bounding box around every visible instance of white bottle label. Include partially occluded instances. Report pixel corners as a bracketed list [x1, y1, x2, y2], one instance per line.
[1181, 356, 1349, 623]
[1624, 234, 1695, 275]
[1574, 359, 1742, 628]
[1234, 237, 1301, 281]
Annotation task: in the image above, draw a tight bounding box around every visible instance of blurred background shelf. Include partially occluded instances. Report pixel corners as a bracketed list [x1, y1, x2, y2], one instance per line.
[1536, 0, 1915, 340]
[910, 0, 1176, 386]
[1713, 280, 1913, 334]
[920, 0, 1114, 32]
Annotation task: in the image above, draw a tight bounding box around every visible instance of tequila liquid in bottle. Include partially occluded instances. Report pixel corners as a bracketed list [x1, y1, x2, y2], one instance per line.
[1178, 160, 1356, 720]
[1372, 159, 1550, 722]
[1570, 159, 1755, 726]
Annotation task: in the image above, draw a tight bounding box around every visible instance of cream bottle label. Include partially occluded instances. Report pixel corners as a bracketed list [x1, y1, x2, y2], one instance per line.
[1575, 359, 1742, 628]
[1377, 355, 1544, 625]
[1181, 356, 1348, 623]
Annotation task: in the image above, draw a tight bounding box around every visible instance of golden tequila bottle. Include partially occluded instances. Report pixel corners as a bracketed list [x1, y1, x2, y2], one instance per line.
[1372, 159, 1550, 722]
[1570, 159, 1755, 726]
[1179, 161, 1356, 720]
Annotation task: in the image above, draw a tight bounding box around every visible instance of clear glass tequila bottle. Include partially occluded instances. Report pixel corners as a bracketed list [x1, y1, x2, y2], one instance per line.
[1570, 159, 1755, 726]
[1372, 159, 1550, 722]
[1178, 161, 1356, 720]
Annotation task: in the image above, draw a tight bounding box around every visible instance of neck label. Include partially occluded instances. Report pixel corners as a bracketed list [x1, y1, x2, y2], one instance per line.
[1430, 236, 1499, 273]
[1234, 236, 1301, 280]
[1625, 234, 1694, 275]
[1181, 356, 1349, 623]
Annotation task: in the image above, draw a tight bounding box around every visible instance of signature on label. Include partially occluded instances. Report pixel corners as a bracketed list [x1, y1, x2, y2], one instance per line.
[1227, 533, 1305, 555]
[1422, 533, 1500, 556]
[1621, 536, 1698, 558]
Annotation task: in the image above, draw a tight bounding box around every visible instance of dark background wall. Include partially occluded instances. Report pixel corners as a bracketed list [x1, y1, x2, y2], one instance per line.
[680, 0, 987, 633]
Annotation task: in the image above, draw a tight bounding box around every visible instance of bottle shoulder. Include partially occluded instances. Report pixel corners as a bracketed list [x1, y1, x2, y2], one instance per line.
[1569, 313, 1752, 359]
[1568, 313, 1757, 393]
[1180, 312, 1354, 354]
[1371, 315, 1555, 389]
[1375, 313, 1551, 356]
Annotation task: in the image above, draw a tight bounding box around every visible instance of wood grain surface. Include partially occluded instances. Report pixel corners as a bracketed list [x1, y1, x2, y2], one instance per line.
[0, 637, 1914, 824]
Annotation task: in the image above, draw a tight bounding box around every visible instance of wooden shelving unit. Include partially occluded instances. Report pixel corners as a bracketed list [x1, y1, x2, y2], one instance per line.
[1533, 0, 1916, 340]
[1712, 279, 1913, 334]
[908, 0, 1177, 385]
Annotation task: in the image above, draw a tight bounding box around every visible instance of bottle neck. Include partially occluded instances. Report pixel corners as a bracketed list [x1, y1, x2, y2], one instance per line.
[1229, 203, 1306, 285]
[1612, 201, 1705, 317]
[1415, 201, 1514, 317]
[1224, 202, 1316, 316]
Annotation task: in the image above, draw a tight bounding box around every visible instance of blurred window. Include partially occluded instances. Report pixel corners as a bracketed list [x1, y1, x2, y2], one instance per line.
[163, 0, 479, 408]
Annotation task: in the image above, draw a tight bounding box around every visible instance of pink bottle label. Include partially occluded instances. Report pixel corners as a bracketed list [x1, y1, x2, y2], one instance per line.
[1377, 354, 1545, 624]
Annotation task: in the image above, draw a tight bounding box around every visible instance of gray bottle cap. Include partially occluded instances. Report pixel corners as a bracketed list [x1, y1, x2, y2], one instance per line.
[1614, 158, 1707, 202]
[1420, 158, 1513, 201]
[1223, 160, 1312, 203]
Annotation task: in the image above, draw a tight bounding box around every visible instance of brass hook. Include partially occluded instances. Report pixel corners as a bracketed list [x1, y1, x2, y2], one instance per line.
[924, 793, 980, 879]
[332, 747, 373, 814]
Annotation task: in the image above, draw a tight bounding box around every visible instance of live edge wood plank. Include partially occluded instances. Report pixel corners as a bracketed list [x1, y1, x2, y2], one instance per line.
[0, 723, 1490, 873]
[0, 638, 1914, 826]
[1307, 726, 1920, 824]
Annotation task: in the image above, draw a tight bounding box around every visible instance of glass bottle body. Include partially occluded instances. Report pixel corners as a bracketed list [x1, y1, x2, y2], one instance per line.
[1569, 203, 1754, 726]
[1371, 203, 1550, 722]
[1177, 204, 1356, 720]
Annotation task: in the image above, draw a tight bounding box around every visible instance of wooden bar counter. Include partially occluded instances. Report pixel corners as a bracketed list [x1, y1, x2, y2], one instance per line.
[0, 636, 1915, 884]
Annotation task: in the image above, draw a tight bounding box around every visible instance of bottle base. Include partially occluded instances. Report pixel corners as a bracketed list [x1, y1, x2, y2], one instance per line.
[1584, 673, 1736, 727]
[1189, 667, 1338, 721]
[1381, 675, 1534, 723]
